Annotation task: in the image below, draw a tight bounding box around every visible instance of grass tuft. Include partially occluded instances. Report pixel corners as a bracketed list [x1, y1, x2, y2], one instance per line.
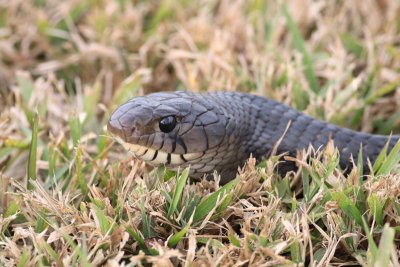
[1, 0, 400, 265]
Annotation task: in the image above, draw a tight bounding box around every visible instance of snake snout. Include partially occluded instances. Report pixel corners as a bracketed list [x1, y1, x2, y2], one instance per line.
[107, 118, 129, 140]
[108, 114, 139, 142]
[108, 99, 159, 145]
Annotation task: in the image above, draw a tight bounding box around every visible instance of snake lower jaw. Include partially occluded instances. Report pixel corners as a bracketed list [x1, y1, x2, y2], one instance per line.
[118, 140, 212, 169]
[114, 139, 239, 181]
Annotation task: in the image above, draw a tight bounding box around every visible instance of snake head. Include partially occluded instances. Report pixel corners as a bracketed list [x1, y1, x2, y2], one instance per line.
[108, 91, 239, 179]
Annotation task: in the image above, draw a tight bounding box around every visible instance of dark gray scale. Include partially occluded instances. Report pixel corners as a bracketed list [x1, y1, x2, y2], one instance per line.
[181, 126, 208, 151]
[152, 133, 166, 150]
[178, 122, 195, 136]
[204, 123, 226, 149]
[160, 134, 175, 152]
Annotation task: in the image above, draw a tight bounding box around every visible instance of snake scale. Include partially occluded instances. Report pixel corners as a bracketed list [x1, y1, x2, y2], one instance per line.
[108, 91, 398, 184]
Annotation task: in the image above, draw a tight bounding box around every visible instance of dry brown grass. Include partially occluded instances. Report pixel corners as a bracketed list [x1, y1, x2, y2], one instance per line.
[1, 0, 400, 266]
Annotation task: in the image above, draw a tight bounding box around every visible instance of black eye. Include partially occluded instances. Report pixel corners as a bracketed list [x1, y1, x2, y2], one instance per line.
[159, 116, 177, 133]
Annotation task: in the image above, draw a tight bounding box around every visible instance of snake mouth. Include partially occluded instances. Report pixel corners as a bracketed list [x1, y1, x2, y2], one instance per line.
[114, 137, 204, 167]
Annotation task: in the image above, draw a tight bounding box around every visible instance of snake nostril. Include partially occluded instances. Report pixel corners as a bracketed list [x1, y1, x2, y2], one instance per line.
[107, 119, 125, 139]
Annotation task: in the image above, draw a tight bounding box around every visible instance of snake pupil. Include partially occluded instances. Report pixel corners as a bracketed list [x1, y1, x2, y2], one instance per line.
[159, 116, 177, 133]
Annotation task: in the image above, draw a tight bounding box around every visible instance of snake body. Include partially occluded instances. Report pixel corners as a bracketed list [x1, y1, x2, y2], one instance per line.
[108, 91, 398, 183]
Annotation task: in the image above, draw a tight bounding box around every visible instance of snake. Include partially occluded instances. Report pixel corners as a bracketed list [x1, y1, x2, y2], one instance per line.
[107, 91, 398, 184]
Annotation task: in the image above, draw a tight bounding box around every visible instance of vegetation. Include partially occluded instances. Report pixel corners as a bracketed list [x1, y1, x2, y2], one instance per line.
[1, 0, 400, 265]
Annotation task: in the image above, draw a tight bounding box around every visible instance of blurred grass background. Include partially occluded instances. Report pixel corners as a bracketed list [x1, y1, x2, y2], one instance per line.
[0, 0, 400, 266]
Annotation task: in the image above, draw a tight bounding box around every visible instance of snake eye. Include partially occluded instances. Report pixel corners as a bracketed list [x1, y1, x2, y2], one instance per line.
[159, 115, 177, 133]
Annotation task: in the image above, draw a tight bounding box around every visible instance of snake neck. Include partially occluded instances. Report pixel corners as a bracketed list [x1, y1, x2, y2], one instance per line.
[226, 93, 399, 174]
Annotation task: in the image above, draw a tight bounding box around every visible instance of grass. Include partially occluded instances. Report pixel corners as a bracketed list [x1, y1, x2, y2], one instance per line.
[1, 0, 400, 266]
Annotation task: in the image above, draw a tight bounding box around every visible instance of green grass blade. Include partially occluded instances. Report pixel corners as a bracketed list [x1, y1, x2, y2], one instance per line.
[340, 33, 366, 59]
[292, 82, 310, 110]
[83, 82, 102, 126]
[69, 113, 81, 148]
[332, 192, 363, 226]
[167, 224, 189, 247]
[62, 233, 91, 267]
[282, 4, 319, 93]
[92, 205, 112, 235]
[125, 227, 158, 255]
[75, 145, 88, 196]
[376, 140, 400, 176]
[181, 192, 201, 222]
[140, 199, 153, 238]
[17, 73, 34, 104]
[373, 142, 389, 172]
[4, 199, 19, 218]
[28, 112, 39, 189]
[357, 145, 364, 176]
[361, 217, 378, 257]
[215, 191, 235, 215]
[290, 239, 302, 263]
[167, 168, 190, 219]
[48, 145, 56, 178]
[125, 227, 148, 250]
[302, 169, 311, 202]
[374, 224, 395, 267]
[367, 193, 384, 226]
[35, 216, 47, 233]
[193, 177, 240, 222]
[17, 249, 30, 267]
[228, 231, 241, 248]
[365, 81, 399, 105]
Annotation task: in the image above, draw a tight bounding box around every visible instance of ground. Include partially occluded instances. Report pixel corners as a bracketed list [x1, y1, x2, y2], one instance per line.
[0, 0, 400, 266]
